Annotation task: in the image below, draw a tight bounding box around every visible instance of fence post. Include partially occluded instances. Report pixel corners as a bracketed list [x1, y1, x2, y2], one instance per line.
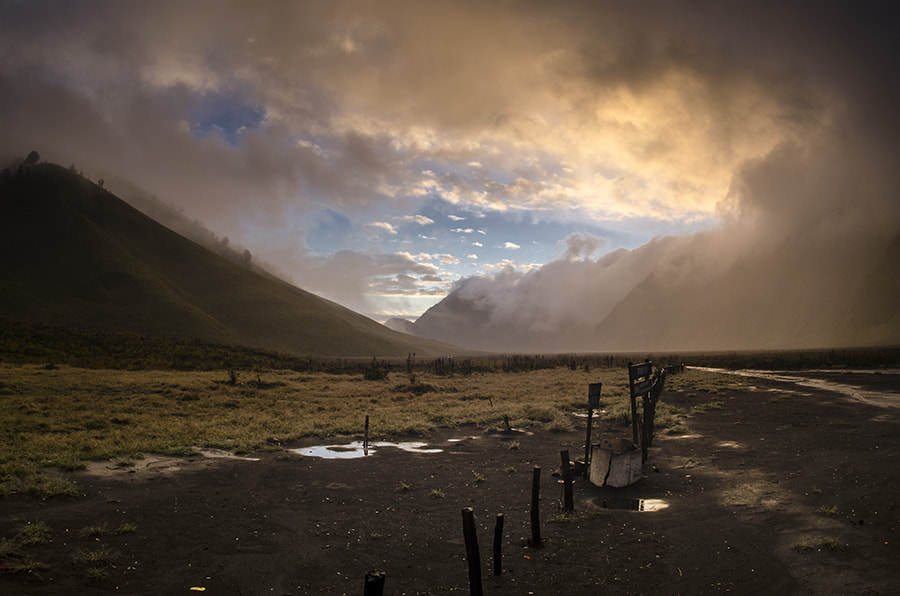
[461, 508, 483, 596]
[364, 415, 370, 455]
[628, 362, 639, 444]
[493, 513, 504, 576]
[530, 466, 542, 548]
[363, 570, 385, 596]
[585, 382, 602, 476]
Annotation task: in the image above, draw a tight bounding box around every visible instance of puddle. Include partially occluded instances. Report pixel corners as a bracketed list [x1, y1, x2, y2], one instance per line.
[601, 498, 670, 512]
[573, 410, 607, 418]
[292, 441, 443, 459]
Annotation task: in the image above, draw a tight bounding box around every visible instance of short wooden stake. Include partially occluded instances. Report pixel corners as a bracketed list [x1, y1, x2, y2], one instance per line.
[530, 466, 542, 548]
[461, 507, 483, 596]
[493, 513, 504, 576]
[560, 450, 574, 512]
[363, 570, 385, 596]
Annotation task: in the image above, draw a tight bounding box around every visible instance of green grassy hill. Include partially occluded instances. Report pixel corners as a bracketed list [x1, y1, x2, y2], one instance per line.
[0, 162, 460, 358]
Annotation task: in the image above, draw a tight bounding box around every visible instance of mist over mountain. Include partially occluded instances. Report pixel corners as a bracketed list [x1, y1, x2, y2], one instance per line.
[401, 133, 900, 352]
[0, 162, 461, 358]
[388, 3, 900, 353]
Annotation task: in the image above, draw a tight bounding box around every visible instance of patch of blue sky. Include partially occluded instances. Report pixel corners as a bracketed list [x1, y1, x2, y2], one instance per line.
[305, 208, 355, 253]
[190, 90, 265, 145]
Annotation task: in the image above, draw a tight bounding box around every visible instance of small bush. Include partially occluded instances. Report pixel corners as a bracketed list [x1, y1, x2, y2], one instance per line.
[6, 558, 49, 576]
[0, 537, 21, 558]
[116, 523, 137, 534]
[79, 523, 110, 538]
[16, 520, 51, 546]
[71, 546, 118, 567]
[791, 541, 814, 553]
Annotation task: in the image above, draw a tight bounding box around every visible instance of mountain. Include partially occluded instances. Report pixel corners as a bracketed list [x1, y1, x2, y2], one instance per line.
[590, 231, 900, 352]
[0, 162, 461, 358]
[399, 229, 900, 353]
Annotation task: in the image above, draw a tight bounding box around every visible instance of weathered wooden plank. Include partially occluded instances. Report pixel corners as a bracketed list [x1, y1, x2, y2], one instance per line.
[588, 382, 603, 410]
[629, 362, 653, 380]
[630, 378, 653, 397]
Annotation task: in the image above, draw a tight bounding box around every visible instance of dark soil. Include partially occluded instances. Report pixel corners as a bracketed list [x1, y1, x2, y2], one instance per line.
[2, 371, 898, 595]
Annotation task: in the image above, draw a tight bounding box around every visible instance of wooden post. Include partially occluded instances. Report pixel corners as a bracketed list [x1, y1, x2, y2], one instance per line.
[364, 570, 385, 596]
[584, 407, 593, 470]
[364, 415, 370, 456]
[586, 382, 602, 476]
[493, 513, 504, 576]
[640, 399, 649, 463]
[560, 450, 574, 512]
[628, 362, 639, 444]
[461, 508, 483, 596]
[530, 466, 542, 548]
[628, 361, 653, 446]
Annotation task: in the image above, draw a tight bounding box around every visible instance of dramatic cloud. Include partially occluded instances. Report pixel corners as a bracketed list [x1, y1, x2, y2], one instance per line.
[562, 232, 608, 261]
[1, 0, 897, 341]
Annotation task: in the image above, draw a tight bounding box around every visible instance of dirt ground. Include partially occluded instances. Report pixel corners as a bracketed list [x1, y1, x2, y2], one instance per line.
[2, 370, 899, 595]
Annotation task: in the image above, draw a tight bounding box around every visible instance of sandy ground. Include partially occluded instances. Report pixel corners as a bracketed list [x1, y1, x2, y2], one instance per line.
[2, 370, 898, 595]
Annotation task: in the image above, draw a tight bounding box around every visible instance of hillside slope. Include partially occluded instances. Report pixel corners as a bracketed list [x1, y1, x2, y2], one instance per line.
[0, 162, 460, 357]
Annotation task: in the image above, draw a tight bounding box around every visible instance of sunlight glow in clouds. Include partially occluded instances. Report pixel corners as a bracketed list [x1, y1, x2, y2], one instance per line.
[0, 0, 895, 324]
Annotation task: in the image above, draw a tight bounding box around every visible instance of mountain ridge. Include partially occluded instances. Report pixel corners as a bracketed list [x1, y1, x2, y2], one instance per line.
[0, 162, 462, 358]
[398, 228, 900, 353]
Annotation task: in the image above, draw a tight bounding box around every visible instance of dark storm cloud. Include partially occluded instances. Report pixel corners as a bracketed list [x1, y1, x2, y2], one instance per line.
[1, 0, 897, 335]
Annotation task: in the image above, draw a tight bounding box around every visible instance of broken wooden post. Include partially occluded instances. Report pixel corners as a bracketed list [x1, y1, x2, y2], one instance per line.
[461, 507, 483, 596]
[364, 570, 385, 596]
[493, 513, 504, 576]
[628, 361, 653, 445]
[585, 382, 602, 476]
[530, 466, 542, 548]
[640, 367, 667, 462]
[560, 450, 574, 512]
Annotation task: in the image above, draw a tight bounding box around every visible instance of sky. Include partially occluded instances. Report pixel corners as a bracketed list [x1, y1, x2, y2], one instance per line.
[1, 0, 898, 327]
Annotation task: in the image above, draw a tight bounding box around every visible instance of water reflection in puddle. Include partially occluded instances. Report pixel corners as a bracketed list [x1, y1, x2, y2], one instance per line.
[602, 498, 670, 512]
[292, 441, 443, 459]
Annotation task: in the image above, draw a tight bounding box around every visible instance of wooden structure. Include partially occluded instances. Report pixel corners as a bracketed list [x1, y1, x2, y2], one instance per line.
[589, 437, 642, 487]
[628, 361, 667, 463]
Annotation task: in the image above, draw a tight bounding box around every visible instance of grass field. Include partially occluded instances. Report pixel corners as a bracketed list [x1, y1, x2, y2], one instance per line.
[0, 361, 740, 498]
